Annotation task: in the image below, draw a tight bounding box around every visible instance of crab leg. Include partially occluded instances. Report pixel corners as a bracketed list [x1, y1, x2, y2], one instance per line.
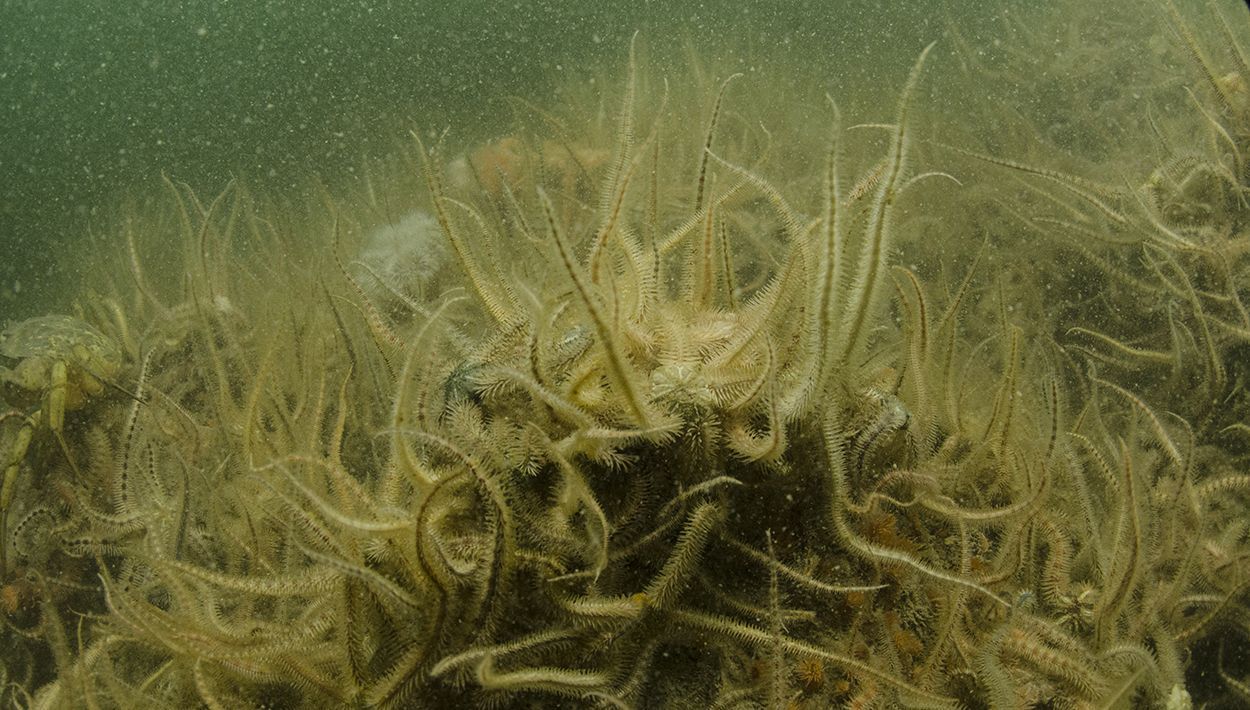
[47, 360, 67, 432]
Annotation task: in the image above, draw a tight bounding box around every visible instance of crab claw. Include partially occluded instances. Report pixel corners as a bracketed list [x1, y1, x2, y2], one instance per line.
[1, 417, 34, 512]
[0, 413, 34, 577]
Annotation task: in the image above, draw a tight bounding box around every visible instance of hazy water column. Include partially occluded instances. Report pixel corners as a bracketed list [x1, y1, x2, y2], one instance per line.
[0, 0, 958, 318]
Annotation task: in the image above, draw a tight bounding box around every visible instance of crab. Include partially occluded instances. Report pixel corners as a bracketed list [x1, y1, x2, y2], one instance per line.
[0, 316, 121, 569]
